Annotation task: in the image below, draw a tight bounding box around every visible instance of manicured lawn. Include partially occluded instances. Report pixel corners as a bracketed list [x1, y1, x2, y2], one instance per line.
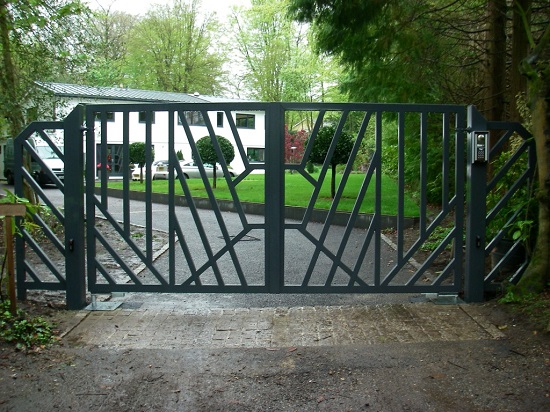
[107, 172, 419, 216]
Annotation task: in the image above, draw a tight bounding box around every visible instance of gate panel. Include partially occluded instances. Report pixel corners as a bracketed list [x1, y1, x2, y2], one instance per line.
[13, 122, 68, 300]
[86, 103, 272, 294]
[280, 104, 466, 293]
[12, 102, 534, 308]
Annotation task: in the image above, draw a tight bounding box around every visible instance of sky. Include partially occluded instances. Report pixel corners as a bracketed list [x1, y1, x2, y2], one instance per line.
[88, 0, 250, 20]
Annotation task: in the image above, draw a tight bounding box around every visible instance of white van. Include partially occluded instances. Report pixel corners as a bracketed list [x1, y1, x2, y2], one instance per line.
[3, 138, 64, 186]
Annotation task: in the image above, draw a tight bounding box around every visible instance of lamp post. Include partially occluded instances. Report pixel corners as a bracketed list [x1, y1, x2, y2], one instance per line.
[290, 146, 296, 174]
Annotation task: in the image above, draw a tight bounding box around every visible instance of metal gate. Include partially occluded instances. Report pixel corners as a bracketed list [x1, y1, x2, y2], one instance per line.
[12, 103, 536, 309]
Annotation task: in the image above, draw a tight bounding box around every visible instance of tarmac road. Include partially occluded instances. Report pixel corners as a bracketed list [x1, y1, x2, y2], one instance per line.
[2, 181, 420, 308]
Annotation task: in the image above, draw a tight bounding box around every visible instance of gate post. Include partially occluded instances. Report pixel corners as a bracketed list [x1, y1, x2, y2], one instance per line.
[264, 103, 285, 293]
[464, 106, 488, 302]
[64, 105, 87, 309]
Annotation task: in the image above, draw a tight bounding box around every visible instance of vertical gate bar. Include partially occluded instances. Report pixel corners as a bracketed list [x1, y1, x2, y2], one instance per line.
[374, 111, 382, 286]
[168, 110, 176, 286]
[454, 109, 466, 289]
[145, 111, 153, 263]
[86, 105, 98, 291]
[397, 112, 405, 262]
[419, 112, 428, 237]
[265, 103, 285, 292]
[442, 113, 450, 209]
[100, 112, 108, 206]
[64, 105, 86, 309]
[123, 111, 130, 235]
[465, 105, 487, 302]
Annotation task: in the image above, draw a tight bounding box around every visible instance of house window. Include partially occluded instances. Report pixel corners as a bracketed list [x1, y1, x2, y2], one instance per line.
[217, 112, 224, 128]
[247, 148, 265, 162]
[139, 111, 155, 124]
[179, 111, 205, 126]
[94, 112, 115, 122]
[236, 113, 255, 129]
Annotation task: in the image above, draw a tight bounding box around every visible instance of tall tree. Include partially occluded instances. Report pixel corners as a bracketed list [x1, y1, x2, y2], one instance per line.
[229, 0, 338, 103]
[124, 0, 226, 94]
[83, 7, 135, 87]
[290, 0, 550, 293]
[515, 20, 550, 295]
[230, 0, 295, 101]
[0, 0, 86, 137]
[484, 0, 507, 124]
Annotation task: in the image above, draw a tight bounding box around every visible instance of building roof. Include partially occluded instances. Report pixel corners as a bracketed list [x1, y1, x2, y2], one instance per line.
[36, 82, 227, 104]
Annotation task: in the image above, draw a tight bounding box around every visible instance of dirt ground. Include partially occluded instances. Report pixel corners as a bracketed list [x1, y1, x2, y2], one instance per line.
[0, 220, 549, 411]
[0, 298, 548, 412]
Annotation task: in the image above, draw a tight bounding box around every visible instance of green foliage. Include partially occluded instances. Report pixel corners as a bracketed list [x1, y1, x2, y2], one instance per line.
[82, 9, 136, 87]
[485, 136, 537, 247]
[420, 226, 452, 252]
[498, 287, 550, 333]
[375, 113, 455, 205]
[0, 190, 51, 236]
[123, 0, 225, 93]
[307, 125, 354, 198]
[307, 125, 353, 166]
[0, 301, 56, 351]
[229, 0, 343, 102]
[176, 150, 184, 161]
[128, 142, 151, 167]
[0, 0, 89, 135]
[195, 135, 235, 166]
[195, 135, 235, 188]
[107, 172, 420, 216]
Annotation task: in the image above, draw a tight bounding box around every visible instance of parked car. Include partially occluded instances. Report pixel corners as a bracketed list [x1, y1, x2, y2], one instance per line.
[131, 160, 238, 180]
[178, 161, 237, 179]
[131, 160, 169, 181]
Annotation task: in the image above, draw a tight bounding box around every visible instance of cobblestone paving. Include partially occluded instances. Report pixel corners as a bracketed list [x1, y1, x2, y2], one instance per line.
[67, 303, 504, 349]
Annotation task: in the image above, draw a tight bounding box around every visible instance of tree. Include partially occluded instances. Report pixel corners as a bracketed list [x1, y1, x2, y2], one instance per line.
[290, 0, 550, 293]
[307, 125, 353, 198]
[123, 0, 226, 94]
[288, 0, 448, 103]
[229, 0, 339, 103]
[514, 21, 550, 295]
[284, 126, 307, 164]
[195, 135, 235, 188]
[82, 7, 135, 87]
[0, 0, 87, 137]
[129, 142, 153, 184]
[230, 0, 294, 101]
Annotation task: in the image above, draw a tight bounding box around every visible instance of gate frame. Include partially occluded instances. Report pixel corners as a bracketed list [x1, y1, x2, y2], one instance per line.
[11, 103, 535, 309]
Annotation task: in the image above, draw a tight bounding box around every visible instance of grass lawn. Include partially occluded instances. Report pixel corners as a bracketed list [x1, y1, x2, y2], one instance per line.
[107, 172, 419, 217]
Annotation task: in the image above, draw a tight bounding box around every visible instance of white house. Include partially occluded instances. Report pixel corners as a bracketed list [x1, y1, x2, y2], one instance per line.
[36, 82, 266, 176]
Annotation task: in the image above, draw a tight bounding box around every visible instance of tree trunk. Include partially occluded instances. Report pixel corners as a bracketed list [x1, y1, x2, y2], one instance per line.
[484, 0, 507, 133]
[516, 23, 550, 294]
[213, 163, 217, 189]
[510, 0, 531, 122]
[0, 1, 25, 136]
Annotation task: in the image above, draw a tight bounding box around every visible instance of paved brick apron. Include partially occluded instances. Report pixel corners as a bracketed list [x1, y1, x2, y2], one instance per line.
[66, 303, 504, 350]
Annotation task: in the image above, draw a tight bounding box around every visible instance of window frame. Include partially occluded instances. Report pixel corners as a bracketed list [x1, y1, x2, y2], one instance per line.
[236, 113, 255, 129]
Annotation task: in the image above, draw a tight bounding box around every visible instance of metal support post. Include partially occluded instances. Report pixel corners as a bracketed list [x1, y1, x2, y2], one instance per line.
[464, 106, 488, 302]
[264, 103, 285, 293]
[64, 105, 87, 309]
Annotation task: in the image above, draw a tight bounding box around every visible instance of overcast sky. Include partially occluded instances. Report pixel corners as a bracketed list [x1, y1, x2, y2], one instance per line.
[88, 0, 250, 20]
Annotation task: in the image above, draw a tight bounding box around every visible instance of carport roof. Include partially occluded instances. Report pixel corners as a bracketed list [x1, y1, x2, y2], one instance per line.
[36, 82, 230, 104]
